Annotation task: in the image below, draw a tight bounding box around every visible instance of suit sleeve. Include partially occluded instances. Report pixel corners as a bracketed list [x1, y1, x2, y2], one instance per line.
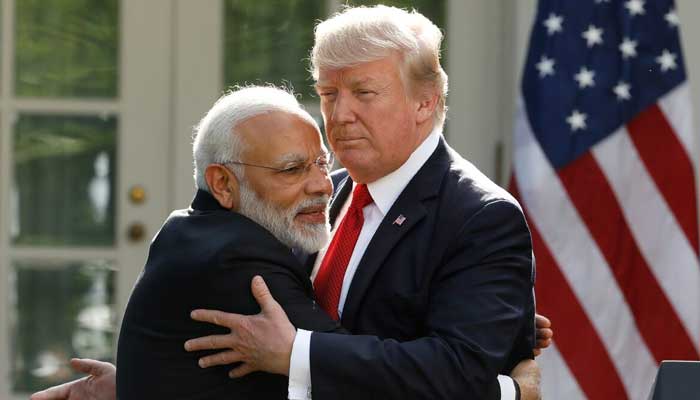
[211, 258, 348, 334]
[309, 200, 534, 399]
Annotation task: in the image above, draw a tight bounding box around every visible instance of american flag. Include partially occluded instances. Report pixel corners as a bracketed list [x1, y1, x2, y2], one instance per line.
[510, 0, 700, 398]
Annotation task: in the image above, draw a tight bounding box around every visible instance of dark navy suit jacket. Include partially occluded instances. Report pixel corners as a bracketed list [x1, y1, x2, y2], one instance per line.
[116, 190, 343, 399]
[308, 138, 536, 399]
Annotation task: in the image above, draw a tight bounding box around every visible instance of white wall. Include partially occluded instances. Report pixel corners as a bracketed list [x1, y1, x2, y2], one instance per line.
[446, 1, 515, 183]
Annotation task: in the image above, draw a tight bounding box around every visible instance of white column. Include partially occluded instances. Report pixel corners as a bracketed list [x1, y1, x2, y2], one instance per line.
[446, 0, 511, 183]
[118, 0, 173, 318]
[170, 0, 223, 209]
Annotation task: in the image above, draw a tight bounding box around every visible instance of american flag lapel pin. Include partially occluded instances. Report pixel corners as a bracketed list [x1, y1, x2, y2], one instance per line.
[393, 214, 406, 226]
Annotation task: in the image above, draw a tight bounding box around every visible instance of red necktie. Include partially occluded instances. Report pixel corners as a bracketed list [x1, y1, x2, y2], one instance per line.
[314, 184, 373, 320]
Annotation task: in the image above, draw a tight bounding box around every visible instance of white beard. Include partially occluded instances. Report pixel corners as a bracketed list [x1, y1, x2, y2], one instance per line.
[237, 182, 331, 253]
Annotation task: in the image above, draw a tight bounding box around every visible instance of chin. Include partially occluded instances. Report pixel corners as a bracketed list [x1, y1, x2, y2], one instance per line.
[340, 155, 376, 173]
[293, 223, 331, 253]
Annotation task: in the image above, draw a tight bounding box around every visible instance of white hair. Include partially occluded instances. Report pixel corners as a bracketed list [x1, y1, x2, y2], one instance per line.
[311, 5, 449, 128]
[192, 85, 320, 191]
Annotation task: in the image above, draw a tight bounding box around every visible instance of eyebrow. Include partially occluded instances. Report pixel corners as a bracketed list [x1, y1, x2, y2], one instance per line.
[273, 149, 330, 165]
[274, 153, 307, 165]
[315, 76, 379, 90]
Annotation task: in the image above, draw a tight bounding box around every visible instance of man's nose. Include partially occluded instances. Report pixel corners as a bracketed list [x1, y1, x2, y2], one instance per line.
[330, 92, 356, 124]
[305, 164, 333, 197]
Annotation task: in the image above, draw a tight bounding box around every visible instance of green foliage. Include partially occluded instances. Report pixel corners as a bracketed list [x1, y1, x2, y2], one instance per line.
[223, 0, 324, 100]
[12, 261, 116, 392]
[15, 0, 119, 98]
[13, 114, 117, 246]
[14, 115, 115, 163]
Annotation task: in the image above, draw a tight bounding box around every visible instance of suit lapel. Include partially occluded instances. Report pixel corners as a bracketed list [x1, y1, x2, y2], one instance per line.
[341, 139, 452, 328]
[341, 197, 427, 328]
[329, 174, 352, 225]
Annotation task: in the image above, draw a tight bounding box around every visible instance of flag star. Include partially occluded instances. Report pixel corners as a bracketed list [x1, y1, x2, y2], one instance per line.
[665, 9, 679, 27]
[543, 13, 564, 35]
[619, 38, 638, 59]
[613, 81, 631, 100]
[574, 67, 596, 89]
[655, 49, 678, 72]
[566, 110, 588, 132]
[582, 25, 604, 47]
[536, 55, 556, 78]
[625, 0, 646, 16]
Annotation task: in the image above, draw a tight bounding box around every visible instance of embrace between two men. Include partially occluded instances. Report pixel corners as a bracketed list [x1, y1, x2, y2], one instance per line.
[33, 5, 553, 400]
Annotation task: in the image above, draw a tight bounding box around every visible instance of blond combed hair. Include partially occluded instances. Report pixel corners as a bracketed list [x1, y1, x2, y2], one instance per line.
[311, 5, 448, 128]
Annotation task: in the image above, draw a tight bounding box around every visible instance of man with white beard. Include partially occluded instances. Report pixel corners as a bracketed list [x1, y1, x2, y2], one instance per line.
[114, 85, 346, 399]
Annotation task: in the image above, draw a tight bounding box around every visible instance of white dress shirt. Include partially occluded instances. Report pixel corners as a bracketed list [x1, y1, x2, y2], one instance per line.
[287, 128, 516, 400]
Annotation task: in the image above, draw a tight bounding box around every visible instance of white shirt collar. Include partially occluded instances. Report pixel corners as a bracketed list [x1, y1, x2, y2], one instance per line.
[362, 127, 441, 215]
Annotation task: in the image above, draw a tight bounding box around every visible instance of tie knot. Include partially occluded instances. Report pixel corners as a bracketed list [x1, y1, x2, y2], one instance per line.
[350, 184, 373, 210]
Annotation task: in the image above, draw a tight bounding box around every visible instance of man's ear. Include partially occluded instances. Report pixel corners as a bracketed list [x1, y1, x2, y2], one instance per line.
[204, 164, 240, 210]
[414, 89, 439, 125]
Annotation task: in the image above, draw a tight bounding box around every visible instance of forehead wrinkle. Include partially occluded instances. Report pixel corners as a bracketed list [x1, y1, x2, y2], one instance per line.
[348, 75, 373, 85]
[316, 71, 380, 88]
[347, 74, 392, 90]
[274, 146, 331, 164]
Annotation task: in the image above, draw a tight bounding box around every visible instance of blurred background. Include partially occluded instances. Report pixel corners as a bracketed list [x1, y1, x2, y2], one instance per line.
[0, 0, 699, 398]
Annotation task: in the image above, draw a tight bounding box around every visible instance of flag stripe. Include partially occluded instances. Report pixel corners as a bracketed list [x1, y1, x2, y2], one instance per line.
[538, 343, 586, 400]
[511, 178, 628, 399]
[626, 104, 699, 254]
[658, 83, 696, 163]
[513, 105, 658, 399]
[557, 152, 699, 362]
[593, 125, 700, 351]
